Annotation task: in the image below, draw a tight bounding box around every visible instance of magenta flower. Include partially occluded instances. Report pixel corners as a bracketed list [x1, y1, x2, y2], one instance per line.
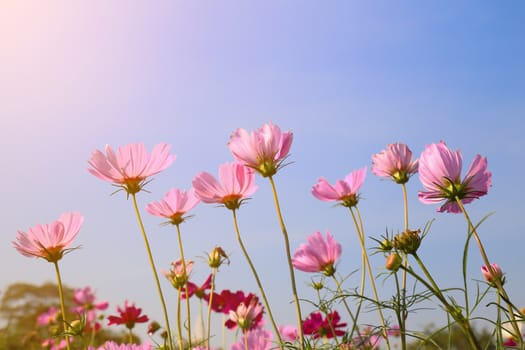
[312, 167, 367, 207]
[227, 295, 265, 332]
[292, 231, 342, 276]
[13, 212, 84, 263]
[228, 122, 293, 177]
[372, 143, 418, 184]
[302, 311, 347, 339]
[230, 328, 273, 350]
[208, 290, 252, 314]
[182, 274, 212, 300]
[192, 162, 257, 210]
[72, 286, 109, 325]
[107, 301, 149, 330]
[481, 263, 504, 286]
[88, 143, 176, 194]
[418, 142, 492, 213]
[146, 188, 200, 225]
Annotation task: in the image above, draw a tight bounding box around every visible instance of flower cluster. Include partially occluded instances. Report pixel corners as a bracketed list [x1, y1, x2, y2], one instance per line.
[14, 122, 517, 350]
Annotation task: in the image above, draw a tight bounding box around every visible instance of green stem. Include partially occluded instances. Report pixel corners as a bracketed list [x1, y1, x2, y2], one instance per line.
[231, 209, 284, 349]
[411, 253, 481, 350]
[350, 207, 391, 350]
[53, 261, 71, 350]
[455, 197, 523, 348]
[176, 287, 184, 350]
[268, 176, 305, 350]
[393, 271, 406, 350]
[131, 193, 174, 350]
[331, 275, 362, 345]
[206, 269, 217, 350]
[175, 224, 192, 348]
[400, 183, 409, 350]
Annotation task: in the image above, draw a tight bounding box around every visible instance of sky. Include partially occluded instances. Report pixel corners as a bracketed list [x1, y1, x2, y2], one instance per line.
[1, 0, 524, 346]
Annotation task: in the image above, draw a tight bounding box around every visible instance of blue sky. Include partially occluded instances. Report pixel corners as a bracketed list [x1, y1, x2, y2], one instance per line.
[1, 1, 524, 345]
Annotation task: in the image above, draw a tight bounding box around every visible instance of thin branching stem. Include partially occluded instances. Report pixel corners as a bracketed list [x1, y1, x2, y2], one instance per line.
[53, 261, 71, 350]
[231, 209, 284, 349]
[350, 207, 392, 350]
[131, 193, 174, 350]
[455, 198, 523, 348]
[268, 176, 305, 350]
[175, 223, 192, 348]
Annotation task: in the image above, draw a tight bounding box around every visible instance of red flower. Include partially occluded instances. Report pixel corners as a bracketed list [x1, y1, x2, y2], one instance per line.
[302, 311, 347, 339]
[182, 274, 212, 300]
[207, 290, 264, 331]
[107, 301, 149, 330]
[208, 290, 247, 314]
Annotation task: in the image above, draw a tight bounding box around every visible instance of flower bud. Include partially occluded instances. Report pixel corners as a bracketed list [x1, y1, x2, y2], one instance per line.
[394, 229, 421, 254]
[385, 253, 402, 271]
[148, 321, 161, 336]
[208, 246, 229, 269]
[68, 319, 83, 335]
[311, 280, 324, 290]
[481, 263, 505, 287]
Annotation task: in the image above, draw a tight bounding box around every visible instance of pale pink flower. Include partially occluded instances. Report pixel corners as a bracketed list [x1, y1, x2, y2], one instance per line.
[418, 141, 491, 213]
[37, 306, 60, 326]
[41, 338, 68, 350]
[89, 341, 153, 350]
[161, 259, 195, 290]
[88, 143, 175, 194]
[192, 162, 257, 210]
[372, 143, 418, 184]
[146, 188, 200, 225]
[481, 263, 504, 286]
[13, 212, 84, 263]
[279, 324, 299, 342]
[230, 328, 273, 350]
[228, 122, 293, 177]
[312, 167, 367, 207]
[72, 286, 109, 324]
[292, 231, 342, 276]
[228, 296, 265, 331]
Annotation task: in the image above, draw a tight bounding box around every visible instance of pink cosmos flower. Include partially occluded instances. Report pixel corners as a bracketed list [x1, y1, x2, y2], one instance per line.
[228, 122, 293, 177]
[312, 167, 367, 207]
[37, 306, 60, 326]
[227, 295, 265, 332]
[88, 143, 176, 194]
[41, 338, 68, 350]
[230, 328, 273, 350]
[107, 301, 149, 330]
[418, 141, 492, 213]
[371, 143, 418, 184]
[13, 212, 84, 263]
[279, 324, 299, 342]
[292, 231, 342, 276]
[302, 311, 347, 339]
[146, 188, 200, 225]
[161, 259, 195, 290]
[342, 327, 382, 349]
[192, 162, 257, 210]
[88, 342, 153, 350]
[481, 263, 504, 285]
[72, 286, 109, 325]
